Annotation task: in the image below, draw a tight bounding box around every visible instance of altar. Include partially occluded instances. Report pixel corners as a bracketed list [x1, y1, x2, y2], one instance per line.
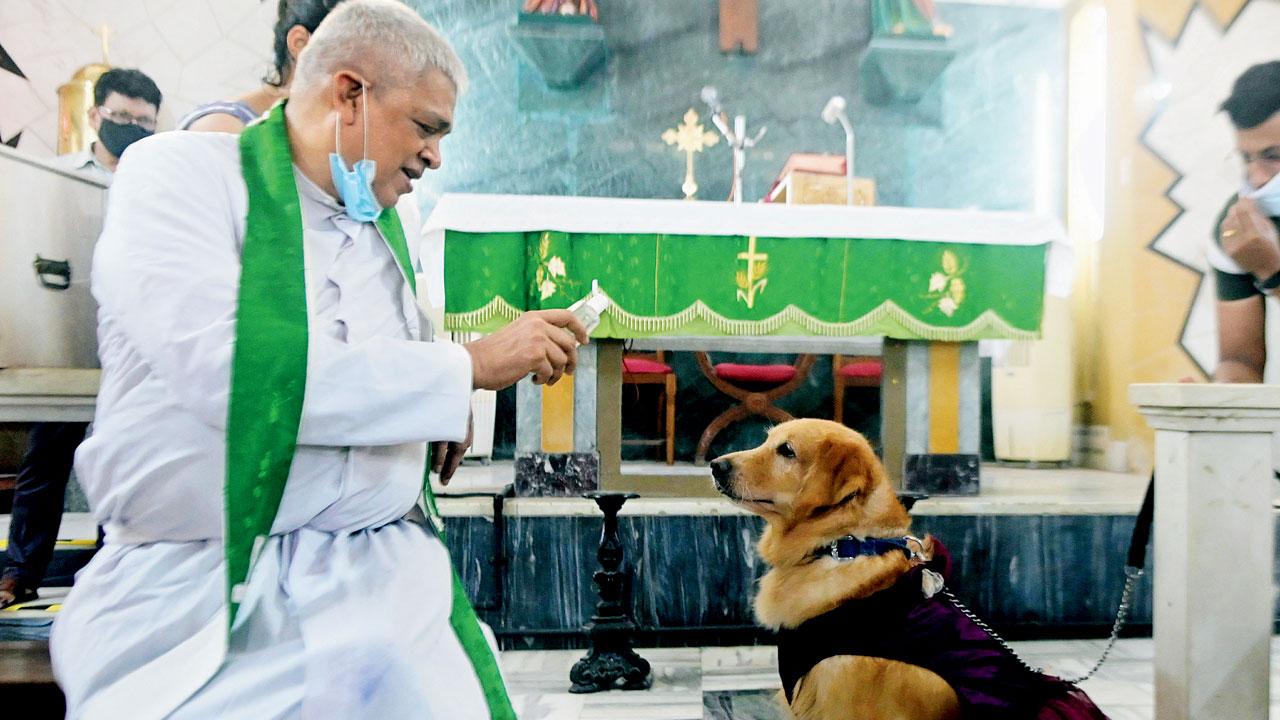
[425, 194, 1069, 497]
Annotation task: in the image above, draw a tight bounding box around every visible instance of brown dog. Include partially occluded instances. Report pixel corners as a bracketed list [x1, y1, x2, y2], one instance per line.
[711, 419, 1107, 720]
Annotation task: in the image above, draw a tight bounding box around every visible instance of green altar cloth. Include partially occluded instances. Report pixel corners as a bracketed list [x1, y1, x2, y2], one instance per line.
[425, 195, 1067, 342]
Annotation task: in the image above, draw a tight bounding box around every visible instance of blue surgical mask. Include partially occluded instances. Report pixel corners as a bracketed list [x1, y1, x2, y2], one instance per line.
[329, 85, 382, 222]
[1245, 172, 1280, 218]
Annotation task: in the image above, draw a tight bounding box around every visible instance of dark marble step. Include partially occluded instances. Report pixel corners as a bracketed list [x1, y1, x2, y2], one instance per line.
[8, 511, 1160, 649]
[0, 641, 64, 720]
[445, 511, 1159, 649]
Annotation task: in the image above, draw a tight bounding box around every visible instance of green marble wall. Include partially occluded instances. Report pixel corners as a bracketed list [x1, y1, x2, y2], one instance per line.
[413, 0, 1064, 210]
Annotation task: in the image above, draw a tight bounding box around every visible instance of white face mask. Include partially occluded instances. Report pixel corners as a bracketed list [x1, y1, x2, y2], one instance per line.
[1243, 171, 1280, 218]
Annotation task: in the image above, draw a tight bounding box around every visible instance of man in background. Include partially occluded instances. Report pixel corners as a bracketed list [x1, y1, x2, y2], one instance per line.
[0, 67, 162, 610]
[52, 67, 162, 182]
[1209, 60, 1280, 383]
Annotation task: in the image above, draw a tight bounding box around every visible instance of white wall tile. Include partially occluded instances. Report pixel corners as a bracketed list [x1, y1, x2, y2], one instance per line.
[207, 0, 261, 38]
[0, 72, 51, 138]
[1, 0, 275, 157]
[63, 0, 154, 37]
[151, 0, 222, 63]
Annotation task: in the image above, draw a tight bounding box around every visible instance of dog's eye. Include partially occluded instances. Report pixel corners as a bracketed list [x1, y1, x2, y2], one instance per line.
[776, 442, 796, 459]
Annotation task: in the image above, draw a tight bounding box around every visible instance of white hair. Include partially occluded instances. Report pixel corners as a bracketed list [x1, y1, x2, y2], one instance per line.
[292, 0, 467, 95]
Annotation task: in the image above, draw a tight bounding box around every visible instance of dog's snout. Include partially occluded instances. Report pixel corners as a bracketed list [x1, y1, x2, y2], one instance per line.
[710, 458, 733, 481]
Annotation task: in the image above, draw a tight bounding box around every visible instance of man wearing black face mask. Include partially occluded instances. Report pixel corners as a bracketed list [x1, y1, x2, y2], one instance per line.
[51, 67, 163, 184]
[0, 67, 162, 610]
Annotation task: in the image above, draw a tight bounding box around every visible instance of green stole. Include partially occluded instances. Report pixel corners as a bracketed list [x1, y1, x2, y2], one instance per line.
[230, 102, 514, 719]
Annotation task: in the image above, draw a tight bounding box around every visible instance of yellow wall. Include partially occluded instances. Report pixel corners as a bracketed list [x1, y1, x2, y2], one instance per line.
[1074, 0, 1249, 471]
[1139, 0, 1249, 36]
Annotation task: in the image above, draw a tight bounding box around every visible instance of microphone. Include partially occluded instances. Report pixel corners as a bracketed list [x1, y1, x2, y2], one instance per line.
[701, 86, 731, 139]
[821, 95, 855, 204]
[701, 86, 721, 113]
[821, 95, 847, 126]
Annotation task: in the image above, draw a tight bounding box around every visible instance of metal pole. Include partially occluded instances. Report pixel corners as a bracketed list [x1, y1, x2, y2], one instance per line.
[845, 131, 854, 205]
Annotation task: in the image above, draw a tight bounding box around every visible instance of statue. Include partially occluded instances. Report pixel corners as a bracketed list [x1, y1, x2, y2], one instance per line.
[523, 0, 599, 20]
[872, 0, 952, 38]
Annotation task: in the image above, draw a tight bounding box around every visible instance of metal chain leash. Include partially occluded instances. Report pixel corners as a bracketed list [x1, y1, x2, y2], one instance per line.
[938, 565, 1145, 684]
[938, 587, 1044, 675]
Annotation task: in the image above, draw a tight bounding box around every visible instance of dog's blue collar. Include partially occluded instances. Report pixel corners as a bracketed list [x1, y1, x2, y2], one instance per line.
[821, 535, 926, 562]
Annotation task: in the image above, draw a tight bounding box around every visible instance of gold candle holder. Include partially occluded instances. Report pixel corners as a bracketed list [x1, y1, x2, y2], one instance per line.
[56, 25, 111, 155]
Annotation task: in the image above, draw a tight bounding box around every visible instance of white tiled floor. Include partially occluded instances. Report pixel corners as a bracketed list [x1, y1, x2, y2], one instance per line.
[501, 638, 1167, 719]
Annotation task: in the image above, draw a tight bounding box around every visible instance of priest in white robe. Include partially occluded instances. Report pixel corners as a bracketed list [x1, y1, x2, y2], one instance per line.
[50, 2, 587, 717]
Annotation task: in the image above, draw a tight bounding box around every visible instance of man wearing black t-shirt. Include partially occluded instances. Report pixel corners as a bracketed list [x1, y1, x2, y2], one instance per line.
[1210, 61, 1280, 383]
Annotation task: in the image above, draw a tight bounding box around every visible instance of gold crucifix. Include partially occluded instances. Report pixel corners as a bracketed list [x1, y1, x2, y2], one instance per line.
[662, 108, 719, 200]
[735, 236, 768, 309]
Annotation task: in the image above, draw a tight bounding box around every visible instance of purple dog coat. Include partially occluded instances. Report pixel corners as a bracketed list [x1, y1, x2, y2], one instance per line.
[776, 539, 1108, 719]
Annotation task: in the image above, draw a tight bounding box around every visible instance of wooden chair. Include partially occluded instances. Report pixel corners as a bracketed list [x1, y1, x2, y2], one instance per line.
[833, 354, 883, 426]
[622, 351, 676, 465]
[694, 353, 815, 463]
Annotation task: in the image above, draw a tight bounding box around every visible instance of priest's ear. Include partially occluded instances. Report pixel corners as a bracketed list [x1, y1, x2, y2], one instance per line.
[330, 70, 369, 125]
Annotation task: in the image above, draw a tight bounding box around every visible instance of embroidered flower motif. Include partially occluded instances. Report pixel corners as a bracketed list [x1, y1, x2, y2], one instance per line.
[941, 250, 958, 275]
[547, 256, 566, 278]
[926, 250, 967, 318]
[928, 272, 947, 293]
[531, 234, 578, 302]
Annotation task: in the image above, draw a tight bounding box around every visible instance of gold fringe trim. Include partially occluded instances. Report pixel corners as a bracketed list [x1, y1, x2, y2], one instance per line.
[446, 296, 524, 328]
[446, 297, 1037, 341]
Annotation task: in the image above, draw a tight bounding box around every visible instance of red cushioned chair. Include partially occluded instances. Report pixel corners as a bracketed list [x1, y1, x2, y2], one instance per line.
[833, 354, 883, 426]
[693, 353, 815, 464]
[622, 351, 676, 465]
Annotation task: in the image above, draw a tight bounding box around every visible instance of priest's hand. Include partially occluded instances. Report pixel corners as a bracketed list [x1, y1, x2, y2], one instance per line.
[464, 309, 589, 390]
[432, 414, 473, 485]
[1221, 197, 1280, 279]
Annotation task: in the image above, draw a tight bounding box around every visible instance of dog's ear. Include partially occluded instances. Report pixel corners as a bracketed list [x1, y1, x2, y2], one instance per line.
[797, 436, 874, 518]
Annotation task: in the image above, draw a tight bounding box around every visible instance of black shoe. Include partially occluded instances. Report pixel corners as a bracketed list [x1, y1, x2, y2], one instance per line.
[0, 576, 38, 609]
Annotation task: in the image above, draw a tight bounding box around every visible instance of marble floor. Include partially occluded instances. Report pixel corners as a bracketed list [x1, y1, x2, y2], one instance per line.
[502, 637, 1280, 720]
[7, 605, 1280, 719]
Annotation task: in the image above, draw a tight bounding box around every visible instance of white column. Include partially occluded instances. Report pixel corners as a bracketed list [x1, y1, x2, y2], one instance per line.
[1130, 383, 1280, 720]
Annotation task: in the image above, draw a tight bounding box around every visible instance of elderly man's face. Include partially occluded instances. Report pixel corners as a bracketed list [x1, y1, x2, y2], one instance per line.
[339, 68, 456, 209]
